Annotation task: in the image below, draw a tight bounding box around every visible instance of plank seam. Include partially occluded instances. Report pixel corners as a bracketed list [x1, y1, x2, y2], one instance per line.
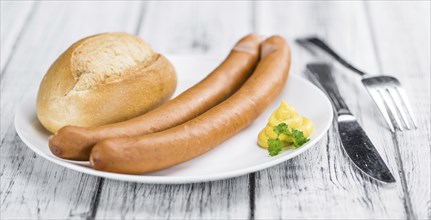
[392, 134, 416, 220]
[86, 178, 105, 220]
[364, 2, 416, 219]
[326, 128, 336, 186]
[363, 2, 383, 75]
[1, 2, 38, 77]
[250, 1, 257, 34]
[248, 173, 256, 220]
[135, 1, 147, 36]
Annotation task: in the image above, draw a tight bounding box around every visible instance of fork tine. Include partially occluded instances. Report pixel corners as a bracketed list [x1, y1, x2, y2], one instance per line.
[380, 89, 404, 131]
[396, 87, 418, 129]
[367, 88, 395, 132]
[388, 87, 410, 129]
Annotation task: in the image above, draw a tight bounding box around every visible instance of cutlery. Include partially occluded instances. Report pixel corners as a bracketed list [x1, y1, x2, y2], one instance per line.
[297, 37, 417, 132]
[307, 63, 395, 183]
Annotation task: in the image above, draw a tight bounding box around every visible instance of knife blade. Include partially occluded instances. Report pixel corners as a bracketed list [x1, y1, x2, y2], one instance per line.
[306, 63, 395, 183]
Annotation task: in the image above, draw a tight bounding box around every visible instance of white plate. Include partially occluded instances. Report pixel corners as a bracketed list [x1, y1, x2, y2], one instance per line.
[15, 55, 333, 184]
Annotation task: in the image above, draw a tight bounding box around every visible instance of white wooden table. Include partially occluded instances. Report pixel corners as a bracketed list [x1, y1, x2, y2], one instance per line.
[1, 1, 430, 219]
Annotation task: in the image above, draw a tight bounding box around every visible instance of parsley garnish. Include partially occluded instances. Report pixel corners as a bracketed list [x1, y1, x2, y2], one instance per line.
[267, 138, 283, 156]
[267, 123, 309, 156]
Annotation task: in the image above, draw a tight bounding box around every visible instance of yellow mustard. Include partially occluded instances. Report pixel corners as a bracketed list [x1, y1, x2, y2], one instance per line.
[258, 100, 314, 148]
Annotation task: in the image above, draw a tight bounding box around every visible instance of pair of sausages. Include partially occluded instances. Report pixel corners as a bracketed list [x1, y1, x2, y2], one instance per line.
[49, 34, 262, 160]
[51, 35, 291, 174]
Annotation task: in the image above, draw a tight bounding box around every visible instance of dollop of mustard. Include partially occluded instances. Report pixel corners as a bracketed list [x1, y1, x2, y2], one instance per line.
[258, 100, 314, 148]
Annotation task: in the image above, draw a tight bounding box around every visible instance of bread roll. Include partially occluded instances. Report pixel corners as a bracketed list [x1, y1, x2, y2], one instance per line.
[36, 33, 177, 133]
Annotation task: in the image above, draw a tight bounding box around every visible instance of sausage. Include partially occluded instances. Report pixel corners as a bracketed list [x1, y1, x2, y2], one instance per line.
[90, 36, 291, 174]
[49, 34, 262, 161]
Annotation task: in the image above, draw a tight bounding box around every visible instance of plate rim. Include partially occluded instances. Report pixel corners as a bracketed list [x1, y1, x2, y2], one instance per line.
[14, 74, 333, 184]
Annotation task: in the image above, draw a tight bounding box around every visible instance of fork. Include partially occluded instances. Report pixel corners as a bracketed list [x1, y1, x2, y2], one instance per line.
[296, 36, 417, 132]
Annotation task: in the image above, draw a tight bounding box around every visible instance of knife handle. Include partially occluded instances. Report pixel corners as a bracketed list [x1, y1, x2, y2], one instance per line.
[306, 63, 350, 115]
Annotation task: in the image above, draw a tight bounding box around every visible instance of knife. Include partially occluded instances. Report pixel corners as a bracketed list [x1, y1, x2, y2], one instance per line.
[306, 63, 395, 183]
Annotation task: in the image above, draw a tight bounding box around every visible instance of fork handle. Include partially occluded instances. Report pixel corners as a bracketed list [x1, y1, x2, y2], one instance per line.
[307, 63, 351, 115]
[298, 37, 367, 77]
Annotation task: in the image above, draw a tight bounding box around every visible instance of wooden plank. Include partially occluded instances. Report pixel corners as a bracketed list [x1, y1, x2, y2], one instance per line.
[0, 1, 35, 72]
[367, 2, 431, 219]
[95, 1, 253, 219]
[137, 1, 252, 56]
[95, 179, 250, 219]
[0, 1, 142, 219]
[254, 1, 408, 218]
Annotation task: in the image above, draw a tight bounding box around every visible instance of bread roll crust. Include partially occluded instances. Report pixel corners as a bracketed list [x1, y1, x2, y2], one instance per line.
[37, 33, 177, 133]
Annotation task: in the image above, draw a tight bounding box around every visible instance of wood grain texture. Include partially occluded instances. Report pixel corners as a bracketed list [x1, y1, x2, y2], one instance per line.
[0, 1, 35, 72]
[94, 2, 253, 219]
[1, 1, 142, 219]
[95, 179, 250, 219]
[254, 1, 407, 219]
[367, 2, 431, 219]
[137, 1, 252, 56]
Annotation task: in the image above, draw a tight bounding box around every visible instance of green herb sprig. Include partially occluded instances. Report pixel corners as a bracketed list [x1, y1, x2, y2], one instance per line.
[267, 123, 309, 156]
